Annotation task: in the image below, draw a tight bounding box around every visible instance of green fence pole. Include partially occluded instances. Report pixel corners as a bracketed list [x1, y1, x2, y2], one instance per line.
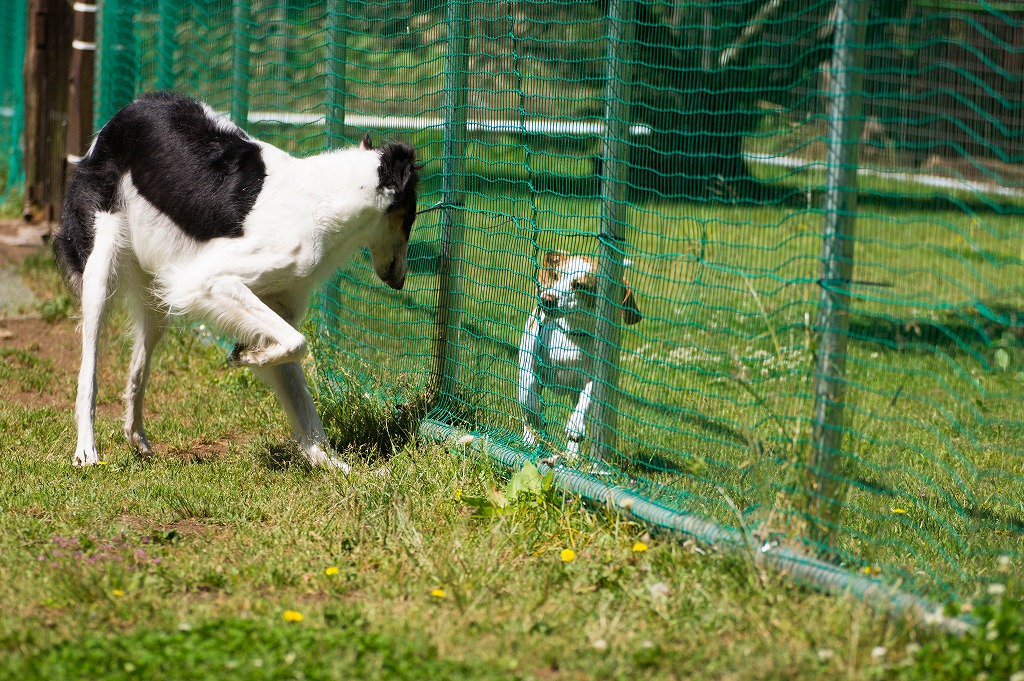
[156, 0, 178, 91]
[325, 0, 349, 147]
[230, 0, 250, 127]
[98, 0, 138, 126]
[808, 0, 868, 553]
[590, 0, 636, 463]
[432, 0, 469, 412]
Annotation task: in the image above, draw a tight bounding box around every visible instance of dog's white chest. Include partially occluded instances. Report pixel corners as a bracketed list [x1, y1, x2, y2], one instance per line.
[538, 325, 592, 392]
[541, 327, 585, 364]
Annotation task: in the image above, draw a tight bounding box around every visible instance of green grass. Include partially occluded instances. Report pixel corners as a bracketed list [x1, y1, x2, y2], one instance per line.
[3, 248, 1021, 680]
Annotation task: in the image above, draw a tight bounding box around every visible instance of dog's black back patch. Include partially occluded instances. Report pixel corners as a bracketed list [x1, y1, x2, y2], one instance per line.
[58, 93, 266, 290]
[95, 92, 265, 242]
[116, 92, 265, 241]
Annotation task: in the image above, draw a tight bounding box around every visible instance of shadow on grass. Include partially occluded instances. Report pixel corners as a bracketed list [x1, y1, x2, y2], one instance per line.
[454, 165, 1024, 217]
[848, 304, 1024, 355]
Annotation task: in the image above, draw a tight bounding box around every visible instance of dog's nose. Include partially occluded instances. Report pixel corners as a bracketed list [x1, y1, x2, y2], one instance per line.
[540, 292, 558, 309]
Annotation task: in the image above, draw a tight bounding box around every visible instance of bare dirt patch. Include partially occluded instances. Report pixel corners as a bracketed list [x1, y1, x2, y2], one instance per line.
[0, 220, 119, 416]
[0, 218, 50, 265]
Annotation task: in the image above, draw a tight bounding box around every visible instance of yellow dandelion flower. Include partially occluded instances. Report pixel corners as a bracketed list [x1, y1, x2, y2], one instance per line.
[431, 588, 446, 599]
[632, 541, 649, 553]
[325, 566, 340, 576]
[283, 610, 304, 623]
[111, 589, 125, 597]
[97, 461, 108, 466]
[560, 548, 577, 563]
[891, 508, 908, 515]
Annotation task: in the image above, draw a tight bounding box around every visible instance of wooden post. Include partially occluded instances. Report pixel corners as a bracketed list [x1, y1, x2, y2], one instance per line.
[22, 0, 73, 225]
[23, 0, 46, 221]
[67, 1, 96, 165]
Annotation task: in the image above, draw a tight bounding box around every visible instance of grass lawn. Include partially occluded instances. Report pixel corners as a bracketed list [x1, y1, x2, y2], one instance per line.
[1, 242, 1021, 680]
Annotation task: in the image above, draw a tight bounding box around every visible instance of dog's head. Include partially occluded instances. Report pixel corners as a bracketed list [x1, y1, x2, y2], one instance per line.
[362, 133, 420, 290]
[537, 250, 642, 325]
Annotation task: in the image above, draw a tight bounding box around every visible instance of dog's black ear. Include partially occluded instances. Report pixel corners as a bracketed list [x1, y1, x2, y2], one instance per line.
[360, 132, 374, 150]
[376, 141, 419, 196]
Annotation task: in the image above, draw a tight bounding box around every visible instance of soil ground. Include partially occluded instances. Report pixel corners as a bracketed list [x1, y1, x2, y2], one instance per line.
[0, 220, 92, 414]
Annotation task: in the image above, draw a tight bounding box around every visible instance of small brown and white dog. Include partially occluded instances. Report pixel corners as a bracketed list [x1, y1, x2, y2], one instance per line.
[518, 251, 642, 462]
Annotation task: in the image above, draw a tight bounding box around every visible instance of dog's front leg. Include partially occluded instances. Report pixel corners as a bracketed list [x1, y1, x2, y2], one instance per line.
[166, 275, 307, 367]
[251, 363, 351, 473]
[565, 379, 594, 459]
[518, 314, 545, 448]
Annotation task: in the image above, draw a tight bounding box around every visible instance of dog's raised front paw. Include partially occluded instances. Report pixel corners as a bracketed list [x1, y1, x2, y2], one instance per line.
[229, 342, 306, 368]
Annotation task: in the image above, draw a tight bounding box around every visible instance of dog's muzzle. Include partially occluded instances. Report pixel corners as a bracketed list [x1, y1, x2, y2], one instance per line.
[540, 291, 558, 310]
[382, 259, 406, 290]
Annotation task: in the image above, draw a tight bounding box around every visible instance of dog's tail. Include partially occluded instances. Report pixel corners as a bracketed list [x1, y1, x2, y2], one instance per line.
[52, 141, 120, 298]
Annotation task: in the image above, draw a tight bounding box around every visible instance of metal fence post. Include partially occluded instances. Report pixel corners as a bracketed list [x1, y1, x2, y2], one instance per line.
[156, 0, 178, 91]
[97, 0, 136, 126]
[230, 0, 250, 127]
[431, 0, 469, 411]
[808, 0, 869, 552]
[325, 0, 349, 147]
[590, 0, 635, 463]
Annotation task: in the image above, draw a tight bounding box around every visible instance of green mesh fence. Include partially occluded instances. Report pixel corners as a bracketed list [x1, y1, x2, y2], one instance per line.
[0, 1, 26, 213]
[93, 0, 1022, 609]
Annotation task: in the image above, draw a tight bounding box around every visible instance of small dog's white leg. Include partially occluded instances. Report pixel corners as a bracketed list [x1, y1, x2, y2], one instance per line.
[518, 312, 545, 447]
[565, 379, 594, 459]
[165, 275, 307, 367]
[123, 292, 167, 456]
[251, 362, 351, 473]
[519, 378, 544, 448]
[73, 213, 123, 467]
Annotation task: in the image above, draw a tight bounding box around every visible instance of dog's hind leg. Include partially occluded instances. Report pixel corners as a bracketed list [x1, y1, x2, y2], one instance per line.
[73, 212, 123, 466]
[251, 362, 351, 473]
[123, 288, 167, 457]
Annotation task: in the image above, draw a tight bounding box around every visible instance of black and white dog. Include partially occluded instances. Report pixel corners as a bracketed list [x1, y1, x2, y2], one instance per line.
[54, 91, 419, 471]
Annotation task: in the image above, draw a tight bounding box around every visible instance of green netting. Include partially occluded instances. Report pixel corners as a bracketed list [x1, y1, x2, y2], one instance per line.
[93, 0, 1022, 608]
[0, 1, 26, 214]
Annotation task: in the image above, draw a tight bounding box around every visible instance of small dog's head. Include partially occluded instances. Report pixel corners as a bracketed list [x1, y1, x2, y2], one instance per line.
[362, 133, 420, 290]
[536, 250, 642, 325]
